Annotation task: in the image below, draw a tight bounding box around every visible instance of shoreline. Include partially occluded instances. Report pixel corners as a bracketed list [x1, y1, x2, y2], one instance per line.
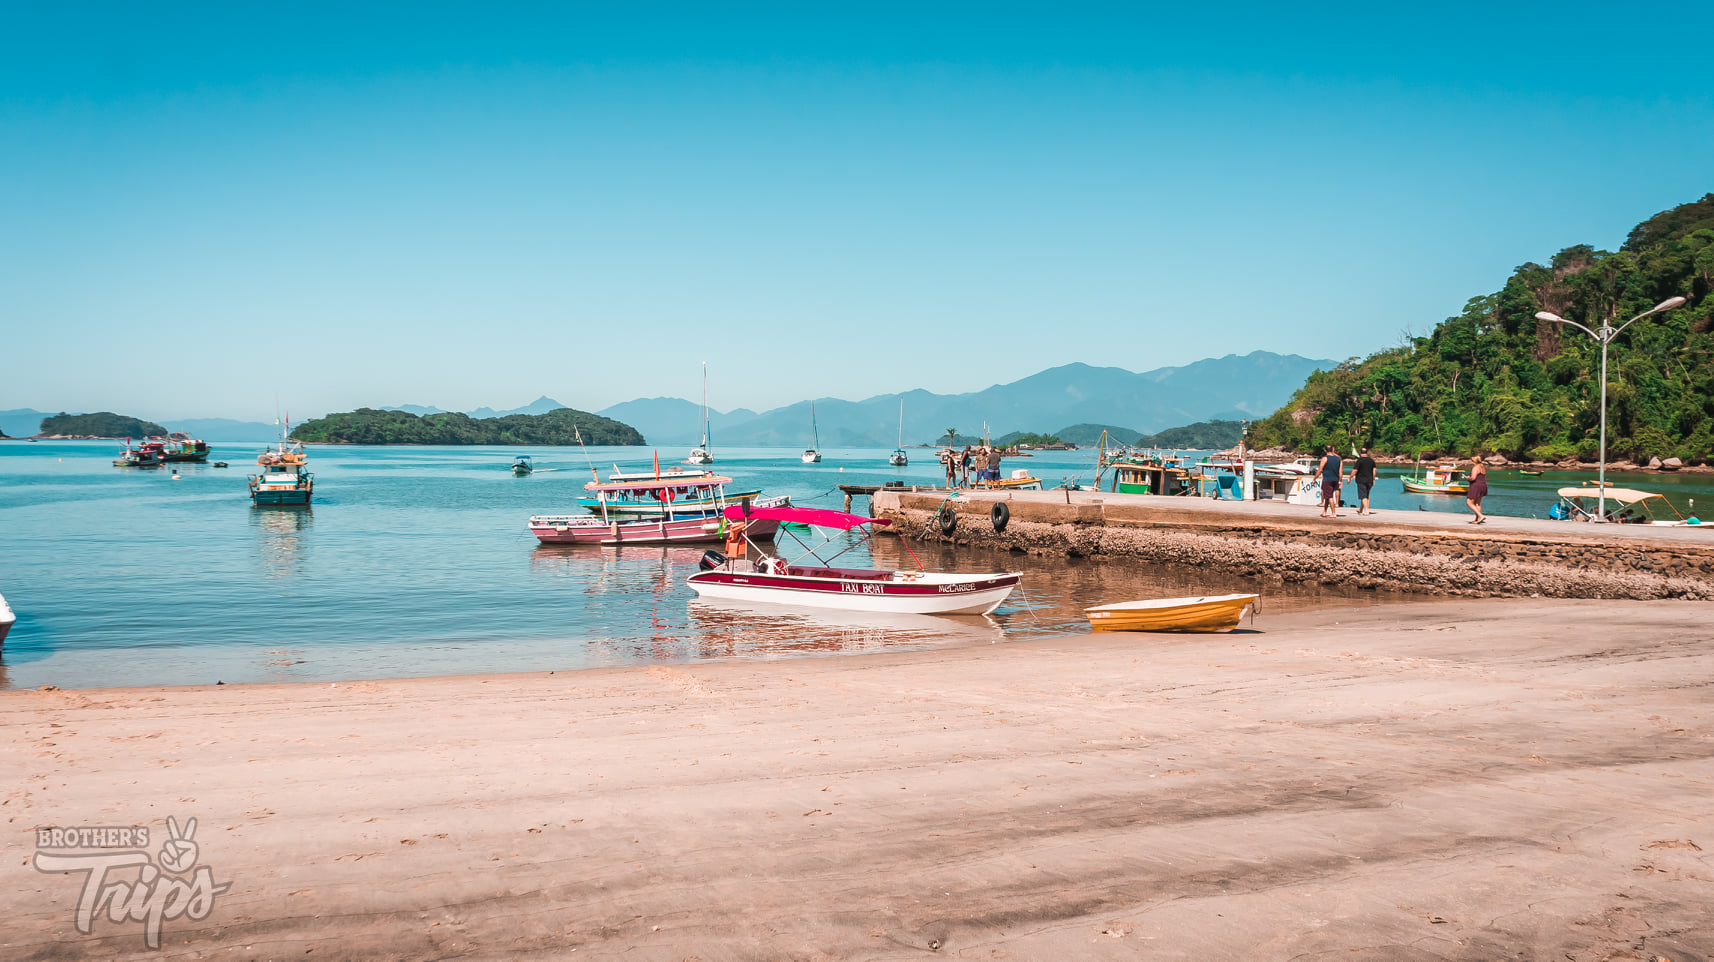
[5, 599, 1711, 959]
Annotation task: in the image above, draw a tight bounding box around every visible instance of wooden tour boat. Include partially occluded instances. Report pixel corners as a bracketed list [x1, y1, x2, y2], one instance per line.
[688, 505, 1021, 615]
[533, 466, 787, 545]
[1084, 593, 1259, 633]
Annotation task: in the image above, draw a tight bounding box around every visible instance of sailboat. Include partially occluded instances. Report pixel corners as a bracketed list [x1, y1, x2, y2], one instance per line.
[888, 399, 909, 466]
[687, 362, 713, 465]
[802, 402, 821, 463]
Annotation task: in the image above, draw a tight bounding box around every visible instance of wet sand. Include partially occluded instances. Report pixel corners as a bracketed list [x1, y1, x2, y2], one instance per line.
[5, 599, 1713, 960]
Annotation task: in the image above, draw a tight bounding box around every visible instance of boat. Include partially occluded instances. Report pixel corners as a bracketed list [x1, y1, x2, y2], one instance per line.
[888, 400, 908, 466]
[973, 469, 1043, 491]
[0, 590, 13, 646]
[687, 362, 713, 465]
[512, 455, 534, 476]
[530, 485, 786, 546]
[212, 461, 229, 468]
[1401, 463, 1469, 495]
[248, 426, 313, 506]
[688, 505, 1021, 615]
[1110, 455, 1194, 496]
[575, 469, 764, 519]
[113, 440, 166, 468]
[604, 464, 717, 483]
[1548, 487, 1706, 526]
[1519, 469, 1544, 476]
[1084, 593, 1259, 632]
[159, 433, 211, 462]
[802, 402, 821, 463]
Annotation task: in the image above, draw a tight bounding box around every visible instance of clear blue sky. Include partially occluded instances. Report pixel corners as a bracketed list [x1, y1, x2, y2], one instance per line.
[4, 3, 1711, 422]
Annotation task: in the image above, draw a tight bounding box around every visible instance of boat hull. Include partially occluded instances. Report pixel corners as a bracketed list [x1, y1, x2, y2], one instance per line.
[252, 488, 312, 505]
[530, 515, 780, 546]
[1402, 479, 1469, 494]
[577, 490, 764, 517]
[1085, 593, 1258, 633]
[687, 569, 1020, 615]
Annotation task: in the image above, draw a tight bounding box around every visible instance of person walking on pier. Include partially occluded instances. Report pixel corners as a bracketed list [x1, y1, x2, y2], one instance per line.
[943, 448, 957, 488]
[1316, 444, 1343, 518]
[1466, 458, 1489, 524]
[959, 446, 973, 487]
[1348, 446, 1377, 516]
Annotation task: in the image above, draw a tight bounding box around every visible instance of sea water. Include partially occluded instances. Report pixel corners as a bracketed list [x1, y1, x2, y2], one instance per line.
[4, 441, 1701, 689]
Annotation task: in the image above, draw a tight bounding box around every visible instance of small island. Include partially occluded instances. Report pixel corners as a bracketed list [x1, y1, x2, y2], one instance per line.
[38, 411, 170, 439]
[291, 407, 645, 446]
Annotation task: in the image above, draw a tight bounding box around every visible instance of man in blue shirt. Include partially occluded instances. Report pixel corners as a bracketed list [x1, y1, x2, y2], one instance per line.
[1316, 445, 1343, 518]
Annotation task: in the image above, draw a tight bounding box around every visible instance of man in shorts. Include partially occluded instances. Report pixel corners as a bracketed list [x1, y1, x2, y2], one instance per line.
[1316, 444, 1343, 518]
[1348, 446, 1378, 515]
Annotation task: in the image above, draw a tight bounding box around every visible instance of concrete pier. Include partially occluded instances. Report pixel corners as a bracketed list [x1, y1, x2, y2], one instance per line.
[871, 488, 1714, 600]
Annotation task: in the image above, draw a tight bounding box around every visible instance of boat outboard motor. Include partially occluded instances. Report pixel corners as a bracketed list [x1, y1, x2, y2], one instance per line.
[699, 549, 727, 571]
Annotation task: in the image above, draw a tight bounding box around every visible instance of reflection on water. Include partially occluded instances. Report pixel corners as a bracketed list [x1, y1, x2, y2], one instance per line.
[250, 505, 312, 578]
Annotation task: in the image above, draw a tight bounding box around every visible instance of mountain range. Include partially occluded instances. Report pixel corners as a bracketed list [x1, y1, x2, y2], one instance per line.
[3, 351, 1329, 446]
[593, 352, 1329, 447]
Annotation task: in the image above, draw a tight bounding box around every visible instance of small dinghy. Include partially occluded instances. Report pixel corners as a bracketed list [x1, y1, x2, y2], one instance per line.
[1084, 593, 1259, 633]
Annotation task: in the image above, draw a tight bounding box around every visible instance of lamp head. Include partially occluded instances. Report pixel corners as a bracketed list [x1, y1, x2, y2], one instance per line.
[1535, 311, 1567, 323]
[1652, 296, 1688, 313]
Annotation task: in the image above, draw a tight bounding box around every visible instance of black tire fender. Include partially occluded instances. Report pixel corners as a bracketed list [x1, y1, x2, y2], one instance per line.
[938, 508, 958, 535]
[991, 501, 1010, 533]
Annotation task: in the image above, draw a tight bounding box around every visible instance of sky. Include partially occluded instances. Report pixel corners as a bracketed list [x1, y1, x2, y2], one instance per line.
[3, 3, 1712, 422]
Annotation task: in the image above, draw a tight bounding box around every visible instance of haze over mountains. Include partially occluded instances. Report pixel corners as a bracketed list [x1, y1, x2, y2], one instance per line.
[4, 352, 1328, 445]
[599, 351, 1329, 446]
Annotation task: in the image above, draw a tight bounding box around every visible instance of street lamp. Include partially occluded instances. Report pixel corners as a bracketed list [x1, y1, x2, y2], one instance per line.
[1535, 296, 1687, 521]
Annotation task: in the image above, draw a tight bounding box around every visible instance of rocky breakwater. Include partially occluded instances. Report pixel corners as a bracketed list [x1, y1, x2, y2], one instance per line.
[869, 489, 1714, 601]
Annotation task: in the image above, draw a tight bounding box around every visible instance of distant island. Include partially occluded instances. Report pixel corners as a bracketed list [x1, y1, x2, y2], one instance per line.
[39, 411, 169, 439]
[290, 407, 644, 446]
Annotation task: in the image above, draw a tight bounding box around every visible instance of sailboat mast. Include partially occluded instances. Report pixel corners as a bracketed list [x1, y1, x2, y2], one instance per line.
[701, 361, 709, 451]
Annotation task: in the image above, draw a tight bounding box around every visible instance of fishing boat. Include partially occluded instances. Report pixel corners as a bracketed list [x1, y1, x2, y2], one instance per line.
[1401, 463, 1469, 495]
[688, 362, 714, 465]
[512, 455, 534, 476]
[888, 400, 908, 466]
[1548, 487, 1706, 526]
[159, 433, 211, 462]
[112, 440, 166, 468]
[0, 590, 14, 646]
[248, 430, 313, 506]
[689, 505, 1021, 615]
[1084, 593, 1259, 632]
[803, 402, 821, 463]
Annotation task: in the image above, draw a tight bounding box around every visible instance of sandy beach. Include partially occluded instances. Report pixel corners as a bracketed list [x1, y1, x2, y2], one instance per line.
[5, 599, 1713, 960]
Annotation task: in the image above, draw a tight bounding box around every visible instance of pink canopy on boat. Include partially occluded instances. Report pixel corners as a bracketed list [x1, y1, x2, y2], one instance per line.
[722, 505, 891, 529]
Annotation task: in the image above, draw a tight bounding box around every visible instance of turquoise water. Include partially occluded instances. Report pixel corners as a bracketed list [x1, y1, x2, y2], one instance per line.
[3, 441, 1701, 689]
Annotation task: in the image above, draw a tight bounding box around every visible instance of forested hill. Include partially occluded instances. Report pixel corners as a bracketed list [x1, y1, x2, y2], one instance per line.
[291, 407, 644, 446]
[40, 412, 169, 438]
[1249, 193, 1714, 462]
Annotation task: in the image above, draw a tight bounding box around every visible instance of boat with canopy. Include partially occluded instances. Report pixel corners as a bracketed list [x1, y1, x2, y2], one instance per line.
[1548, 486, 1706, 526]
[533, 469, 786, 545]
[688, 505, 1021, 614]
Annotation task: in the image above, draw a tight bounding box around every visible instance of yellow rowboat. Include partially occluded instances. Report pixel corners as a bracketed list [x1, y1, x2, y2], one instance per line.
[1084, 593, 1259, 633]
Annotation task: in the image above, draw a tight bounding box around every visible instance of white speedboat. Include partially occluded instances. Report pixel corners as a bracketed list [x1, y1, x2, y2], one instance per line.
[688, 505, 1020, 615]
[0, 591, 14, 646]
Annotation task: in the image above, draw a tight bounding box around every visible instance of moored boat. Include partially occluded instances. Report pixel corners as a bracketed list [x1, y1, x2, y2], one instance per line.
[536, 470, 788, 545]
[0, 591, 14, 646]
[1548, 487, 1706, 525]
[113, 439, 167, 467]
[887, 400, 908, 466]
[576, 472, 763, 519]
[803, 402, 821, 463]
[159, 433, 211, 462]
[1401, 464, 1468, 494]
[1084, 593, 1259, 632]
[512, 455, 534, 476]
[688, 505, 1021, 615]
[688, 362, 714, 464]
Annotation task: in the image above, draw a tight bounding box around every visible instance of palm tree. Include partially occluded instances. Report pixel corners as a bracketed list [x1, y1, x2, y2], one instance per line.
[945, 427, 958, 446]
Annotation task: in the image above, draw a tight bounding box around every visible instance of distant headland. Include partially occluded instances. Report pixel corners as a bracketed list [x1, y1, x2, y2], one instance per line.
[289, 407, 644, 446]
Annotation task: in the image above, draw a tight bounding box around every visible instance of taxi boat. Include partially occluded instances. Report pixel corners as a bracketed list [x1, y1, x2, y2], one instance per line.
[688, 505, 1021, 615]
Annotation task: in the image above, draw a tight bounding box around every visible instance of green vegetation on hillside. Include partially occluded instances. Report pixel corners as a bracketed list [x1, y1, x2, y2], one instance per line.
[994, 431, 1063, 447]
[40, 412, 168, 438]
[1135, 419, 1246, 450]
[1249, 193, 1714, 462]
[291, 407, 644, 446]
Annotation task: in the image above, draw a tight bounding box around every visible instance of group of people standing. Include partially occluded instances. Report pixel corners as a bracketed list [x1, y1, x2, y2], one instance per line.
[943, 445, 1003, 487]
[1314, 445, 1489, 522]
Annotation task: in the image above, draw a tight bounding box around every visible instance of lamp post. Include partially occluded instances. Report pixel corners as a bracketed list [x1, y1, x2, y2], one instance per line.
[1535, 296, 1687, 521]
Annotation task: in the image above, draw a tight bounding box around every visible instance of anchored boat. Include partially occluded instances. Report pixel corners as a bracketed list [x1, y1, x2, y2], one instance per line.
[0, 590, 14, 647]
[688, 362, 714, 465]
[888, 399, 908, 466]
[249, 435, 313, 506]
[803, 402, 821, 463]
[512, 455, 534, 476]
[1085, 593, 1259, 632]
[688, 505, 1021, 615]
[1401, 464, 1469, 495]
[1548, 487, 1706, 526]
